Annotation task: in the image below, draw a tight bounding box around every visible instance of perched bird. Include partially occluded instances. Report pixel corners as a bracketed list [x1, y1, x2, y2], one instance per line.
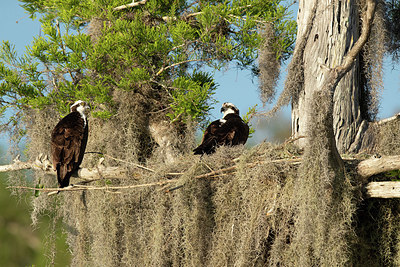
[51, 100, 90, 189]
[193, 102, 249, 155]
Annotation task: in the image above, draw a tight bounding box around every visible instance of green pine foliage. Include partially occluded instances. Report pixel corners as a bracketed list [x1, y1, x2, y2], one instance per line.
[168, 71, 217, 127]
[0, 0, 295, 136]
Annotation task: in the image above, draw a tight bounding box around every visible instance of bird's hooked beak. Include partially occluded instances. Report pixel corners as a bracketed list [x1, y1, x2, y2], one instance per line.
[220, 102, 230, 113]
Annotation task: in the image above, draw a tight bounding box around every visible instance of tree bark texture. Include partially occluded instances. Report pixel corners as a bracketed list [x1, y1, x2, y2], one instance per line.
[357, 155, 400, 180]
[292, 0, 365, 153]
[365, 182, 400, 198]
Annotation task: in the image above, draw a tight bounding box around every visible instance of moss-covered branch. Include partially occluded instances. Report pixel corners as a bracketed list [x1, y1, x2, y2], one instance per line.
[4, 152, 400, 198]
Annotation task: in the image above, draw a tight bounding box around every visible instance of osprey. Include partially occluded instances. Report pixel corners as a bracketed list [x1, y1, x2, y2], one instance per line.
[51, 100, 90, 189]
[193, 102, 249, 155]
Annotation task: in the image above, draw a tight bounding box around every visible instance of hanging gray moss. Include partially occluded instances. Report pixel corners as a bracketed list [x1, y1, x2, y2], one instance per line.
[9, 96, 400, 266]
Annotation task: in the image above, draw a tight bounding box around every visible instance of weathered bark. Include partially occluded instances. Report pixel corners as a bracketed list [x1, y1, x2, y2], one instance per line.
[1, 154, 129, 180]
[292, 0, 366, 153]
[365, 182, 400, 198]
[358, 155, 400, 180]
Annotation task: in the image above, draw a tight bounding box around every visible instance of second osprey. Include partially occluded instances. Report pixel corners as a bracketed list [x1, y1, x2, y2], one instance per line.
[193, 102, 249, 155]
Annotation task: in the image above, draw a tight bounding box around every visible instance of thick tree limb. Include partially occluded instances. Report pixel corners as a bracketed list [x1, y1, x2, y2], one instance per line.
[5, 152, 400, 198]
[365, 182, 400, 198]
[319, 0, 376, 94]
[357, 155, 400, 181]
[0, 155, 39, 173]
[0, 154, 129, 180]
[4, 153, 400, 182]
[336, 0, 376, 77]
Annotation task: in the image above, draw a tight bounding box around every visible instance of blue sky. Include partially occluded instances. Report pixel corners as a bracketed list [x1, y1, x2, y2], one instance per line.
[0, 1, 399, 148]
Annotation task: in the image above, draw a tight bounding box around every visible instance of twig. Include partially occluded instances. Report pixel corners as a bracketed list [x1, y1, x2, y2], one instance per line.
[164, 185, 184, 193]
[8, 179, 178, 193]
[155, 58, 214, 76]
[104, 153, 155, 172]
[86, 152, 155, 172]
[282, 135, 306, 146]
[194, 157, 302, 179]
[113, 0, 147, 11]
[194, 165, 237, 179]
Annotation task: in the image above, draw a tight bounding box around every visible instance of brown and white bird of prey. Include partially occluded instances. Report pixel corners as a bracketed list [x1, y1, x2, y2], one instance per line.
[51, 100, 90, 189]
[193, 102, 249, 155]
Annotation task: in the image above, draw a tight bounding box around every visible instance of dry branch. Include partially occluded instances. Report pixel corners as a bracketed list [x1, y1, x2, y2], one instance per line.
[334, 0, 376, 78]
[376, 112, 400, 125]
[113, 0, 147, 11]
[0, 155, 37, 173]
[3, 153, 399, 182]
[4, 151, 400, 197]
[88, 152, 155, 172]
[155, 58, 214, 77]
[0, 154, 129, 180]
[4, 154, 302, 193]
[366, 182, 400, 198]
[357, 155, 400, 181]
[9, 179, 179, 194]
[315, 0, 376, 98]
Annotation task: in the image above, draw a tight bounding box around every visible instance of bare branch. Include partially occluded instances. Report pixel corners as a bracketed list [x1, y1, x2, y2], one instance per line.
[0, 155, 39, 173]
[0, 154, 129, 179]
[357, 155, 400, 181]
[376, 112, 400, 125]
[155, 57, 214, 77]
[86, 152, 155, 172]
[113, 0, 148, 11]
[366, 181, 400, 198]
[336, 0, 376, 76]
[3, 154, 302, 194]
[8, 179, 178, 194]
[5, 150, 400, 196]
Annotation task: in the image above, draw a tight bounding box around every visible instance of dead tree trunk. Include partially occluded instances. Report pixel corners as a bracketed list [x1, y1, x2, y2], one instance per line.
[292, 0, 368, 153]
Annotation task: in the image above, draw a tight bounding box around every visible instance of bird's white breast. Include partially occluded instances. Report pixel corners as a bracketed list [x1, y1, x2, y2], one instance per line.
[76, 106, 88, 127]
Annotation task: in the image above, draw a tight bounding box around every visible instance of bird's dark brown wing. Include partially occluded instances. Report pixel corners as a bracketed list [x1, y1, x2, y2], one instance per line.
[200, 120, 221, 143]
[193, 120, 222, 154]
[218, 115, 249, 146]
[51, 112, 87, 187]
[193, 115, 249, 155]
